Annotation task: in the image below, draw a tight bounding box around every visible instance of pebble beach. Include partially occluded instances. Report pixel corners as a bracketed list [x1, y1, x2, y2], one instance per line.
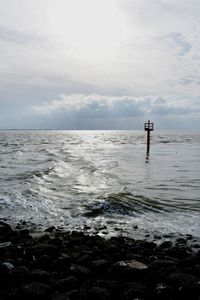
[0, 220, 200, 300]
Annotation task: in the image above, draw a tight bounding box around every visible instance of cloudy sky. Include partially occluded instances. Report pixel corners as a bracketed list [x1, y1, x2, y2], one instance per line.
[0, 0, 200, 130]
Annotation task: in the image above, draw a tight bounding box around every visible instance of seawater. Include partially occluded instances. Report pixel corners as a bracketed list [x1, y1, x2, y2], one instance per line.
[0, 130, 200, 238]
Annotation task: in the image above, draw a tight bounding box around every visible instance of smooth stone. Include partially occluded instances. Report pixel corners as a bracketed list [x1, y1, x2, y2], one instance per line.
[115, 259, 148, 270]
[0, 262, 15, 273]
[70, 264, 91, 276]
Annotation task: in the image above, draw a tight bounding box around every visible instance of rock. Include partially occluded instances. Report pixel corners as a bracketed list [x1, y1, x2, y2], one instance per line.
[28, 243, 59, 258]
[45, 226, 55, 233]
[13, 266, 30, 281]
[150, 259, 178, 268]
[115, 259, 148, 270]
[159, 241, 173, 249]
[164, 246, 189, 259]
[53, 276, 79, 292]
[169, 273, 199, 290]
[18, 229, 30, 235]
[66, 289, 80, 299]
[1, 222, 200, 300]
[169, 272, 200, 299]
[52, 255, 72, 270]
[30, 269, 52, 282]
[153, 283, 173, 299]
[0, 262, 15, 273]
[176, 238, 187, 245]
[110, 259, 148, 280]
[0, 221, 13, 234]
[51, 292, 70, 300]
[180, 254, 197, 267]
[154, 235, 162, 240]
[196, 249, 200, 261]
[120, 282, 147, 299]
[91, 259, 110, 269]
[88, 286, 110, 300]
[0, 241, 13, 249]
[0, 222, 16, 241]
[19, 282, 50, 298]
[70, 264, 91, 277]
[36, 254, 52, 268]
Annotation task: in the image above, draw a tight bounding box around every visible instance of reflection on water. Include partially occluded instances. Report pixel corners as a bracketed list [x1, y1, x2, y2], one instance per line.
[0, 130, 200, 238]
[145, 154, 150, 163]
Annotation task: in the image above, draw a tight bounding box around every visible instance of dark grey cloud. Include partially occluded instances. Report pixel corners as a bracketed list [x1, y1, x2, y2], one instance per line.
[33, 94, 200, 119]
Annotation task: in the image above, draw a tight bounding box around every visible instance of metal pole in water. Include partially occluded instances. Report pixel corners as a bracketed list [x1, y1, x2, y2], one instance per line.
[144, 120, 154, 155]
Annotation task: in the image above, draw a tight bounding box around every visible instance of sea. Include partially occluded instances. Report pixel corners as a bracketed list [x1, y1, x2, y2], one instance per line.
[0, 130, 200, 239]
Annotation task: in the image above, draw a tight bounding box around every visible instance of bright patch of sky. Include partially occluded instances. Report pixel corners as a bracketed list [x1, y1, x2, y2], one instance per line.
[0, 0, 200, 129]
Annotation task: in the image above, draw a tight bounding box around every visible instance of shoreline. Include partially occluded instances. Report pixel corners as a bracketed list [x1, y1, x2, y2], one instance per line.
[0, 220, 200, 299]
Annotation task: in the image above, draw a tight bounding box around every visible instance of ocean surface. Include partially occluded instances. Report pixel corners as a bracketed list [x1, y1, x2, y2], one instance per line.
[0, 130, 200, 239]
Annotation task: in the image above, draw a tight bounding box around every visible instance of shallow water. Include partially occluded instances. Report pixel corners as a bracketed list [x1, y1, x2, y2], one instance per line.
[0, 130, 200, 238]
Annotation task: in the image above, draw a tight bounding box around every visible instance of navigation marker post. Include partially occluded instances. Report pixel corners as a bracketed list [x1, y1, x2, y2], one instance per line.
[144, 120, 154, 155]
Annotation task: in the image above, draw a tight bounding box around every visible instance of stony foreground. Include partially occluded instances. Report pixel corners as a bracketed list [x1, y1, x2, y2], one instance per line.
[0, 221, 200, 300]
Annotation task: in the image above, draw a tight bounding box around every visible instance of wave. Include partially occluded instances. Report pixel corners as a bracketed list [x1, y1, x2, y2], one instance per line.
[83, 192, 169, 218]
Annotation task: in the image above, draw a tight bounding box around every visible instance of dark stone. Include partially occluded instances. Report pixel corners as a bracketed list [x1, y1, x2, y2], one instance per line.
[0, 261, 15, 274]
[53, 276, 79, 292]
[176, 238, 187, 244]
[12, 266, 30, 282]
[164, 246, 190, 259]
[30, 269, 52, 282]
[196, 249, 200, 261]
[159, 241, 173, 249]
[153, 283, 173, 300]
[150, 259, 178, 268]
[18, 229, 30, 236]
[28, 243, 59, 258]
[110, 259, 148, 280]
[169, 272, 199, 290]
[66, 289, 80, 299]
[90, 259, 110, 269]
[19, 282, 49, 299]
[180, 254, 197, 267]
[70, 264, 91, 277]
[45, 226, 56, 233]
[0, 222, 16, 241]
[0, 221, 13, 234]
[88, 286, 110, 300]
[52, 255, 72, 270]
[1, 221, 200, 300]
[51, 292, 70, 300]
[154, 235, 162, 240]
[36, 254, 52, 268]
[140, 241, 157, 249]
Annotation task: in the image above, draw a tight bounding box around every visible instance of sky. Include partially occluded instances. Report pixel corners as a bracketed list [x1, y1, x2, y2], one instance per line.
[0, 0, 200, 130]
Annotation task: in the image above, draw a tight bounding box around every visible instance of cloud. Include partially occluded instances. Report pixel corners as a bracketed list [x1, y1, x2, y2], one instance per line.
[32, 94, 200, 119]
[0, 0, 200, 129]
[162, 32, 192, 56]
[0, 26, 37, 44]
